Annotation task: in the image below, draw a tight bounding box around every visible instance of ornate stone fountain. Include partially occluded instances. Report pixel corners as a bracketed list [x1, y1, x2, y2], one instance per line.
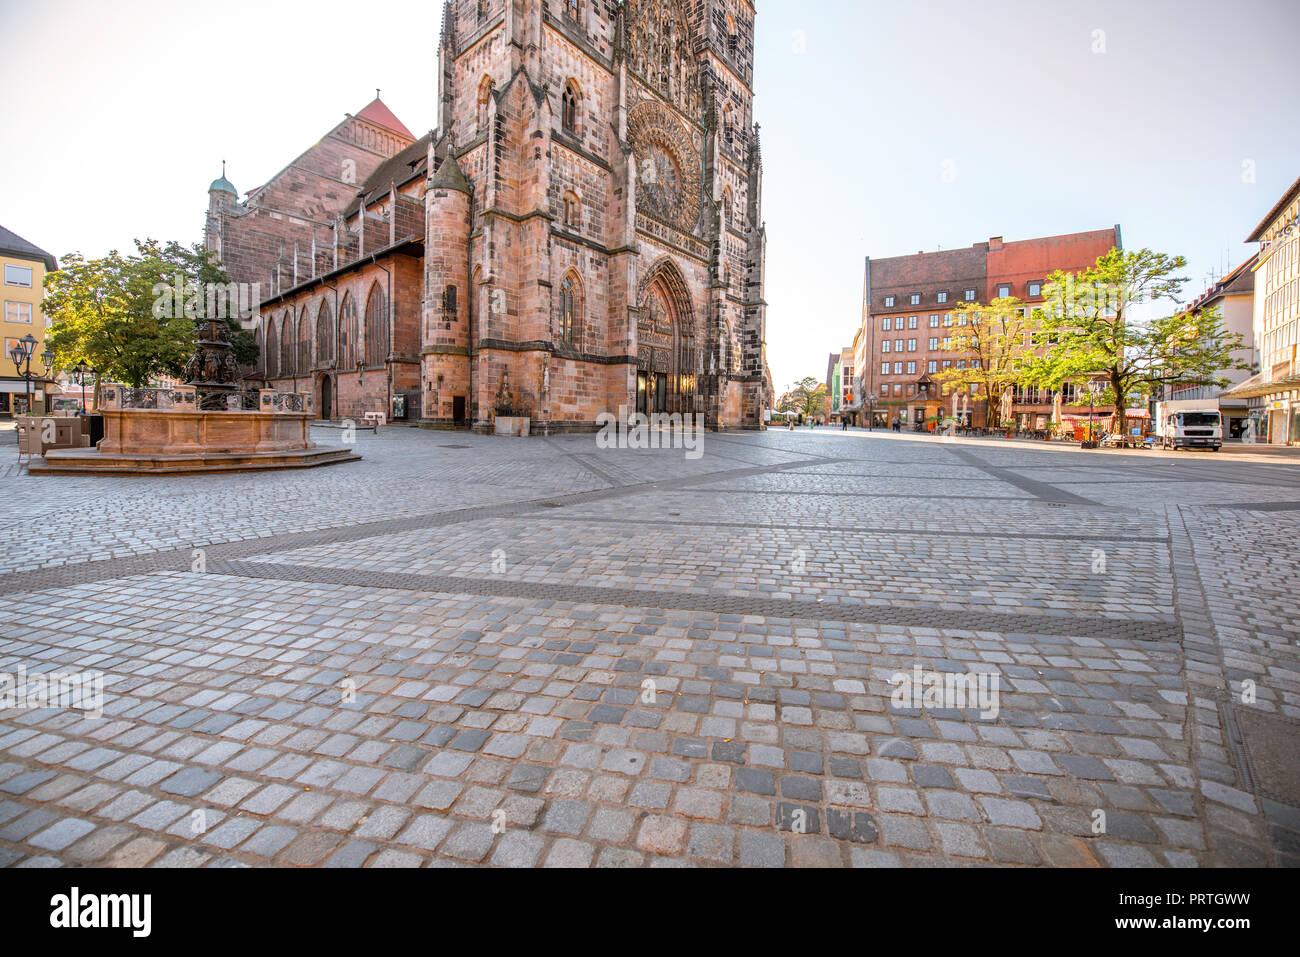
[183, 317, 242, 411]
[29, 320, 360, 475]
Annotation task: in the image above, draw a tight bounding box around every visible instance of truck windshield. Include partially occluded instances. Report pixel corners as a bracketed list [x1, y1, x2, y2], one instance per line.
[1179, 413, 1220, 427]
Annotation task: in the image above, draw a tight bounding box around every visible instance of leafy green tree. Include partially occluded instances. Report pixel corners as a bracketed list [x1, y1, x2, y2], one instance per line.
[934, 296, 1040, 429]
[785, 376, 829, 420]
[43, 240, 259, 397]
[1027, 248, 1249, 435]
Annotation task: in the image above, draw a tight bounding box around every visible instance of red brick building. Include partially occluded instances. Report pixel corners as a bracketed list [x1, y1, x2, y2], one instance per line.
[853, 227, 1122, 430]
[206, 0, 769, 432]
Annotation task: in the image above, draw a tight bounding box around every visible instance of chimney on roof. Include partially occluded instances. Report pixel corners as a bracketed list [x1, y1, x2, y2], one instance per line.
[988, 236, 1003, 251]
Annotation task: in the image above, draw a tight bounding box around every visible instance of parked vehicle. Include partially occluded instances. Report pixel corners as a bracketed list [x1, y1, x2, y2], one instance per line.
[1156, 405, 1222, 451]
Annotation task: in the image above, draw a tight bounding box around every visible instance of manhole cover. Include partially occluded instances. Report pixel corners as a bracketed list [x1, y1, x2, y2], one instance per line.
[1224, 701, 1300, 807]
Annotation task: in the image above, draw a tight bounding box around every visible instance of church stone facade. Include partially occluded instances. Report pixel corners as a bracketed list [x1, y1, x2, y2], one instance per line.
[206, 0, 769, 432]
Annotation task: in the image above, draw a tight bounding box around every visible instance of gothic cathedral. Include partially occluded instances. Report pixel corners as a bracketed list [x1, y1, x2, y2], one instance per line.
[206, 0, 768, 432]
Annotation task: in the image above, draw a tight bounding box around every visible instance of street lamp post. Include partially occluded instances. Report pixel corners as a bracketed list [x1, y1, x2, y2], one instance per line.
[8, 334, 54, 416]
[867, 392, 877, 431]
[73, 361, 98, 415]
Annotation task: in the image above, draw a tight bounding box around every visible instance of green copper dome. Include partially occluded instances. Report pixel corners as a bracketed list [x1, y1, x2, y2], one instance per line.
[209, 162, 237, 196]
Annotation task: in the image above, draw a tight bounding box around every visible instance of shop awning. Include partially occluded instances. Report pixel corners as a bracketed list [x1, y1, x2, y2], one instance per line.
[1222, 371, 1300, 399]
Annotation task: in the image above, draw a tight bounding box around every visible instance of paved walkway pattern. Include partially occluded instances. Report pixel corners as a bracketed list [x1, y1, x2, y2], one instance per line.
[0, 428, 1297, 868]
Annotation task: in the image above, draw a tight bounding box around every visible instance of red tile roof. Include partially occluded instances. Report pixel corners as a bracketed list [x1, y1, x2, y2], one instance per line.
[356, 97, 415, 140]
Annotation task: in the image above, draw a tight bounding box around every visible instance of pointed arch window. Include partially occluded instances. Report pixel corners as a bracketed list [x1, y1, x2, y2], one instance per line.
[280, 310, 294, 377]
[726, 13, 739, 58]
[297, 306, 312, 373]
[339, 293, 358, 370]
[559, 274, 581, 346]
[316, 298, 334, 367]
[265, 319, 279, 378]
[562, 80, 581, 136]
[364, 284, 389, 368]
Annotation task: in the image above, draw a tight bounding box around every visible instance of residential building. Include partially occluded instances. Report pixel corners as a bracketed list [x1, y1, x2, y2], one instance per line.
[826, 345, 853, 423]
[1224, 175, 1300, 444]
[212, 0, 769, 432]
[1162, 254, 1259, 439]
[856, 228, 1121, 429]
[1, 224, 59, 416]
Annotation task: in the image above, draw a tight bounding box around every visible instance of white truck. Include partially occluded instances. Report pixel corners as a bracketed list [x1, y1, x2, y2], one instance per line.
[1155, 401, 1222, 452]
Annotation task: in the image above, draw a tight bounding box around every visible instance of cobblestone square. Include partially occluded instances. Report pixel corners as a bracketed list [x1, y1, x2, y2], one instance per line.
[1, 428, 1297, 868]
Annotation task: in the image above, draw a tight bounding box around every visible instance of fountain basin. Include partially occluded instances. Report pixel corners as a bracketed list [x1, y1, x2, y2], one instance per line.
[28, 384, 360, 475]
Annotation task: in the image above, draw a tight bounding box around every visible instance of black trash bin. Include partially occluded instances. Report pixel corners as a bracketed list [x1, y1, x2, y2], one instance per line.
[84, 413, 105, 448]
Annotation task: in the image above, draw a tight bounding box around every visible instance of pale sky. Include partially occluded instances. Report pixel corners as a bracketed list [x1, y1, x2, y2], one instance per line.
[2, 0, 1298, 393]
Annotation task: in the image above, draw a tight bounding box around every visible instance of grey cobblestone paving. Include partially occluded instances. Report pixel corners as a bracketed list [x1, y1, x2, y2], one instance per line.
[0, 429, 1296, 867]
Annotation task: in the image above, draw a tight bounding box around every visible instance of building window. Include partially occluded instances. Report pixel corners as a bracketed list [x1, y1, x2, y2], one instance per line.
[929, 337, 938, 350]
[562, 81, 582, 135]
[443, 284, 458, 318]
[895, 339, 904, 352]
[280, 311, 294, 377]
[908, 339, 917, 352]
[726, 13, 739, 58]
[559, 274, 581, 345]
[908, 316, 918, 329]
[907, 361, 916, 374]
[564, 0, 579, 20]
[339, 293, 358, 369]
[297, 307, 313, 373]
[929, 315, 939, 327]
[4, 301, 33, 324]
[956, 360, 966, 370]
[910, 294, 921, 305]
[882, 341, 891, 353]
[997, 283, 1011, 298]
[964, 289, 975, 301]
[880, 361, 889, 375]
[316, 298, 334, 365]
[884, 296, 895, 308]
[882, 317, 891, 331]
[943, 337, 952, 349]
[937, 292, 948, 304]
[1028, 281, 1042, 297]
[364, 285, 389, 368]
[4, 265, 32, 287]
[928, 360, 938, 373]
[943, 360, 951, 369]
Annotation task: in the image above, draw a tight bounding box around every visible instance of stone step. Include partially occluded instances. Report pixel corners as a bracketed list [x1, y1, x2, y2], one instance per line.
[27, 446, 361, 476]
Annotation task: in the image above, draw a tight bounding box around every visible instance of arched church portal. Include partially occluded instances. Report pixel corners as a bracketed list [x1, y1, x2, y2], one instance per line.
[636, 260, 699, 417]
